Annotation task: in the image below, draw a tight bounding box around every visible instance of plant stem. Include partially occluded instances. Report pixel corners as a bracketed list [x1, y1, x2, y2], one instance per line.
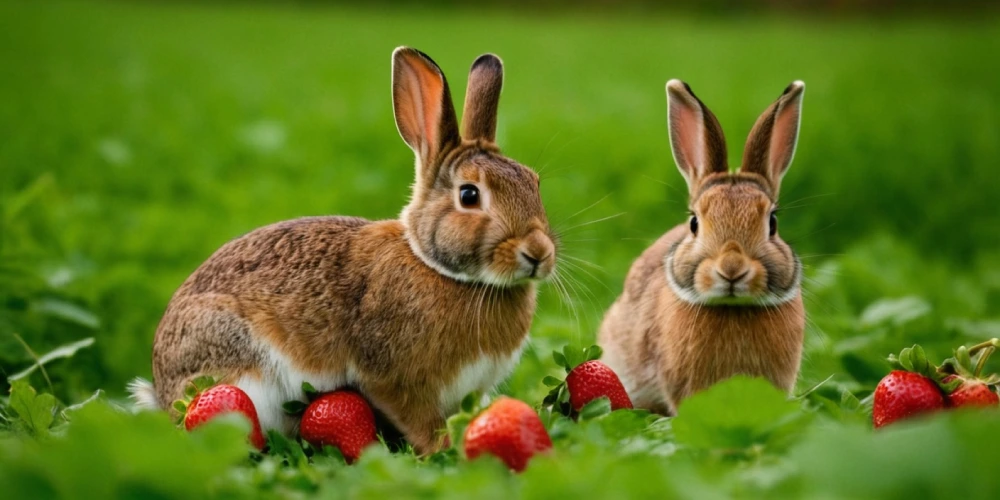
[968, 338, 1000, 356]
[973, 346, 995, 378]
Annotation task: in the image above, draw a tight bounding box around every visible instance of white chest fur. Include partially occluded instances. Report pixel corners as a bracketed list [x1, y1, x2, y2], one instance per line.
[438, 338, 528, 414]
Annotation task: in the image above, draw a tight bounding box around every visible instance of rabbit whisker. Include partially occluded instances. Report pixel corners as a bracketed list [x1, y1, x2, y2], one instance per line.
[554, 212, 626, 236]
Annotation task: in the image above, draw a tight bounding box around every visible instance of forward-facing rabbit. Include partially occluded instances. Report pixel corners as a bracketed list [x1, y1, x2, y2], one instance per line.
[129, 48, 556, 453]
[598, 80, 807, 415]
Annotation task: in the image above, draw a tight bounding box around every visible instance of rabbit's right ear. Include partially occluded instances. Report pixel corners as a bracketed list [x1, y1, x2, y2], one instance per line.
[666, 80, 728, 193]
[393, 47, 461, 187]
[461, 54, 503, 142]
[740, 81, 805, 198]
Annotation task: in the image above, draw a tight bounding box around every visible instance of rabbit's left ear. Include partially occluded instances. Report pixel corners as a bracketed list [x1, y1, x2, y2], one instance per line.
[392, 47, 461, 186]
[461, 54, 504, 142]
[666, 79, 729, 192]
[740, 81, 805, 197]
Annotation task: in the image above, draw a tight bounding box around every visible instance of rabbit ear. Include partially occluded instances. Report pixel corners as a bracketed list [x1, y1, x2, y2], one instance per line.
[392, 47, 461, 185]
[740, 81, 805, 196]
[666, 80, 728, 191]
[461, 54, 504, 142]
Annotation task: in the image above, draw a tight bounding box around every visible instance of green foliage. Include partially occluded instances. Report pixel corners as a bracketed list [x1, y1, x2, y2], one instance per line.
[0, 400, 251, 498]
[7, 380, 59, 438]
[672, 376, 809, 454]
[790, 412, 1000, 498]
[2, 0, 1000, 498]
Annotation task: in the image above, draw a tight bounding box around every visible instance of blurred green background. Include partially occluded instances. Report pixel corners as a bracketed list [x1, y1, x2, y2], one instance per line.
[2, 0, 999, 406]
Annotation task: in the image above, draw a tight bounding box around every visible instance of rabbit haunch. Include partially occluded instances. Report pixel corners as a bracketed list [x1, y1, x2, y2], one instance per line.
[236, 324, 529, 436]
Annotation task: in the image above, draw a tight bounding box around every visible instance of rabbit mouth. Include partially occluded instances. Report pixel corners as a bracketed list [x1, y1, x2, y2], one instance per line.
[703, 295, 762, 306]
[665, 253, 798, 307]
[701, 281, 757, 303]
[480, 258, 554, 286]
[693, 288, 795, 307]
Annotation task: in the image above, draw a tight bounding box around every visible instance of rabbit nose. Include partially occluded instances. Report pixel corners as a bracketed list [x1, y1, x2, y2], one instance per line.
[518, 230, 555, 279]
[715, 242, 750, 283]
[520, 252, 541, 276]
[715, 268, 749, 284]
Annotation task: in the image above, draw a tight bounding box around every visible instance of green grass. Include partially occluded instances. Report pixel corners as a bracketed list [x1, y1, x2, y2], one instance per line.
[2, 1, 1000, 498]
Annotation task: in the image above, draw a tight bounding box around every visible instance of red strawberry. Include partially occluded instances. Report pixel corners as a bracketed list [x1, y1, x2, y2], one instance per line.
[873, 370, 945, 428]
[565, 360, 633, 412]
[299, 390, 377, 463]
[938, 340, 1000, 409]
[184, 384, 266, 450]
[463, 396, 552, 472]
[942, 375, 1000, 408]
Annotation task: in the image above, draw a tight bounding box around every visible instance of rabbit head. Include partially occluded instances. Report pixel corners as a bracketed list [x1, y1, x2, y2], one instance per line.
[664, 79, 805, 306]
[392, 48, 555, 287]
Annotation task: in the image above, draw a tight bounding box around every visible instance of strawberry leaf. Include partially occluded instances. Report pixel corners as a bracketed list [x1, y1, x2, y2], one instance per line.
[552, 350, 568, 371]
[673, 376, 802, 452]
[939, 375, 963, 393]
[887, 353, 905, 371]
[563, 345, 582, 371]
[839, 389, 861, 411]
[445, 412, 473, 454]
[319, 444, 347, 465]
[282, 400, 308, 415]
[585, 345, 603, 362]
[191, 375, 215, 392]
[542, 389, 559, 406]
[911, 344, 929, 374]
[542, 376, 562, 387]
[955, 345, 973, 374]
[301, 381, 319, 400]
[266, 429, 308, 467]
[8, 380, 58, 438]
[898, 347, 914, 371]
[460, 391, 481, 414]
[578, 397, 612, 421]
[172, 400, 188, 415]
[557, 385, 570, 405]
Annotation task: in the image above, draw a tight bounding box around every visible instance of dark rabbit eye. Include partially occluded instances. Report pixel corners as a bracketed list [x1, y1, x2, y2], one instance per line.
[769, 212, 778, 236]
[689, 215, 699, 235]
[459, 185, 481, 209]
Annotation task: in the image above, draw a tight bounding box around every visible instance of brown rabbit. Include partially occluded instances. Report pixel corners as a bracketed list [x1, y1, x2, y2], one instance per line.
[128, 47, 556, 453]
[598, 80, 806, 415]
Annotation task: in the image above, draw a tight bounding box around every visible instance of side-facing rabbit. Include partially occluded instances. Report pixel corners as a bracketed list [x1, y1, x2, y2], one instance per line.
[598, 80, 806, 415]
[128, 47, 556, 453]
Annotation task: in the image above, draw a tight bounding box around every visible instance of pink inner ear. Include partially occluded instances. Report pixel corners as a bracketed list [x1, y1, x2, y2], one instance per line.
[669, 95, 706, 181]
[420, 74, 444, 154]
[396, 55, 444, 157]
[768, 101, 801, 179]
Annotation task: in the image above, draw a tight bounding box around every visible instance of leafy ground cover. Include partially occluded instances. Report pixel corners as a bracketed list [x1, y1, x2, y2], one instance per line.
[2, 1, 1000, 498]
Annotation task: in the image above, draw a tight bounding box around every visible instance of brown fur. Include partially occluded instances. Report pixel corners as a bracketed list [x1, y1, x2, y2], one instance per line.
[599, 80, 807, 414]
[147, 48, 555, 453]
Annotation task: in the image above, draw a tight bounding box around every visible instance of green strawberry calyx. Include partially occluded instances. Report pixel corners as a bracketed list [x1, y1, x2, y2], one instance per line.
[445, 391, 486, 455]
[282, 381, 322, 416]
[887, 339, 999, 395]
[937, 338, 1000, 390]
[170, 375, 217, 425]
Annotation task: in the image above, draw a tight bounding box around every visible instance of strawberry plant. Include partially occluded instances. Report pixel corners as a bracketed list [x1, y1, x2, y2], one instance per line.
[543, 344, 632, 417]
